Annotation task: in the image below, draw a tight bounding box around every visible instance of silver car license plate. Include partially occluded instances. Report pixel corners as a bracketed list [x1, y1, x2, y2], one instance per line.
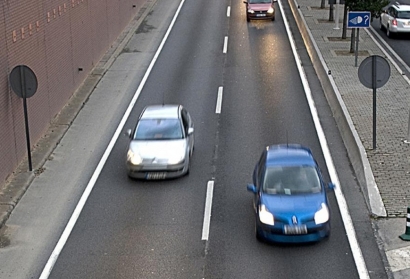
[146, 172, 166, 179]
[284, 225, 307, 235]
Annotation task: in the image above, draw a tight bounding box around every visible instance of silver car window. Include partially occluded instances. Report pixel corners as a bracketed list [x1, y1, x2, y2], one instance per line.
[134, 119, 183, 140]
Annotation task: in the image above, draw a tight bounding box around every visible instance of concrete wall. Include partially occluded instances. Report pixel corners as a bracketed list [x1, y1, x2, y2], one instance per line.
[0, 0, 146, 184]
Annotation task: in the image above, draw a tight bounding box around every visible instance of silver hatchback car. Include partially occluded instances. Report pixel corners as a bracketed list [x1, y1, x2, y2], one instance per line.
[125, 105, 194, 179]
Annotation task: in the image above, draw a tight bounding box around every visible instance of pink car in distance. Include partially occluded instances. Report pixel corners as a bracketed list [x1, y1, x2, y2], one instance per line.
[243, 0, 277, 22]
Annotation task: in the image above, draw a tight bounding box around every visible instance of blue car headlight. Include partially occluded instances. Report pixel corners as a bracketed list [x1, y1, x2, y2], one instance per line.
[259, 204, 274, 225]
[127, 150, 142, 165]
[314, 203, 329, 225]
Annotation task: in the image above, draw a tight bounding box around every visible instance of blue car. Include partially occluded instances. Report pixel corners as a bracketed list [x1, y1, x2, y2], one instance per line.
[247, 144, 335, 243]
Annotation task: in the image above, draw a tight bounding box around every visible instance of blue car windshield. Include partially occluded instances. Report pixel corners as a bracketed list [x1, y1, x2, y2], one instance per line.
[262, 165, 321, 195]
[134, 119, 183, 140]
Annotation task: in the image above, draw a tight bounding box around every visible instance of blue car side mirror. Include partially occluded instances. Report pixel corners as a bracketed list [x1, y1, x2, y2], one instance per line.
[247, 184, 257, 193]
[328, 182, 335, 190]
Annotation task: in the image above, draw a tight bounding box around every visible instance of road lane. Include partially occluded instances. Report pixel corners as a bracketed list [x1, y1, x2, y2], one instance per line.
[47, 0, 228, 277]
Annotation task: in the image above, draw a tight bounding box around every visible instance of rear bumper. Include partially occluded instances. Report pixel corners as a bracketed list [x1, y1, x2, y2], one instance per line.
[390, 25, 410, 33]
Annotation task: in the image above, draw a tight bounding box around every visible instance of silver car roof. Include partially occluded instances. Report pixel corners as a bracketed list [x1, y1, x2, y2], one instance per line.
[140, 105, 180, 119]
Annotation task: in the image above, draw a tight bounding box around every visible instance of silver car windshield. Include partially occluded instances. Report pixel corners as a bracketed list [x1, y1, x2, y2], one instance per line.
[134, 119, 183, 140]
[262, 165, 321, 195]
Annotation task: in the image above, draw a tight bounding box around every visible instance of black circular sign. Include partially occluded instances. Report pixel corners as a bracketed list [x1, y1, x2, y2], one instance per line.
[358, 55, 390, 89]
[9, 65, 38, 98]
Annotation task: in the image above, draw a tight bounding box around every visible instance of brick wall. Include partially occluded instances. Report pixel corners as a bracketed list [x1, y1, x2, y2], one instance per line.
[0, 0, 146, 183]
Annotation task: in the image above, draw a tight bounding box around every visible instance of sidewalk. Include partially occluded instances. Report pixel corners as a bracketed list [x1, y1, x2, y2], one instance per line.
[290, 0, 410, 278]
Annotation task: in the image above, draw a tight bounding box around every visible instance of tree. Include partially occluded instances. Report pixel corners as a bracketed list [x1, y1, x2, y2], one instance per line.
[343, 0, 389, 52]
[346, 0, 388, 19]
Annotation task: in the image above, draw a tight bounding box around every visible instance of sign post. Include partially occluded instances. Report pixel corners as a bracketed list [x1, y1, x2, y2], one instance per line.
[347, 11, 371, 66]
[358, 55, 391, 149]
[9, 65, 38, 171]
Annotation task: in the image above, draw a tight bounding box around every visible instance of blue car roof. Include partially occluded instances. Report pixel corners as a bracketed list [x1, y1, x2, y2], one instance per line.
[266, 144, 316, 167]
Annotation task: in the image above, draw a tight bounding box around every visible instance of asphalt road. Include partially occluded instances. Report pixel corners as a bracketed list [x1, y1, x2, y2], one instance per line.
[0, 0, 391, 278]
[371, 0, 410, 72]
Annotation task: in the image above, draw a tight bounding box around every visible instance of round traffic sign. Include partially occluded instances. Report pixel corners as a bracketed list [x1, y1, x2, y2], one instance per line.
[358, 55, 390, 89]
[9, 65, 38, 98]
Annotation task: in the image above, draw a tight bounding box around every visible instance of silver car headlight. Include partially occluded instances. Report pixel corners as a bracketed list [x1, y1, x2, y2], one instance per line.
[248, 9, 255, 13]
[314, 203, 329, 225]
[167, 153, 185, 165]
[267, 7, 274, 13]
[127, 150, 142, 165]
[259, 204, 274, 225]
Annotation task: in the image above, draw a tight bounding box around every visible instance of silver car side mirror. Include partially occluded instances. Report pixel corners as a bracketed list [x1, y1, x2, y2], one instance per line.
[125, 129, 132, 138]
[188, 127, 194, 135]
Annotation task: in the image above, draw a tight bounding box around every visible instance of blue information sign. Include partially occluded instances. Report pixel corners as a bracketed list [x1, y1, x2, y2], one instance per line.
[347, 11, 371, 28]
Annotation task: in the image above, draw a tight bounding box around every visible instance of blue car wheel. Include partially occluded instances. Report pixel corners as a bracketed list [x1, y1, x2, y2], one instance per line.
[255, 221, 264, 242]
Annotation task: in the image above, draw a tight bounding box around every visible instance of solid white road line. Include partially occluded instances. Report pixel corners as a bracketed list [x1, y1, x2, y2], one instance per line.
[202, 181, 215, 240]
[278, 1, 370, 279]
[227, 6, 231, 17]
[216, 87, 223, 114]
[223, 36, 228, 53]
[38, 0, 187, 278]
[367, 26, 410, 75]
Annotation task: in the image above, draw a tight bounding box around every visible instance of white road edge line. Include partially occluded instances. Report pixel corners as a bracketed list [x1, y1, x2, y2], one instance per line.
[278, 1, 370, 279]
[38, 0, 187, 278]
[223, 36, 228, 53]
[202, 180, 215, 240]
[227, 6, 231, 17]
[216, 86, 223, 114]
[367, 26, 410, 79]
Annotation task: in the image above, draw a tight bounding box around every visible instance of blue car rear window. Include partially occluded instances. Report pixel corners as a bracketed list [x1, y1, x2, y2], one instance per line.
[263, 165, 321, 195]
[134, 119, 183, 140]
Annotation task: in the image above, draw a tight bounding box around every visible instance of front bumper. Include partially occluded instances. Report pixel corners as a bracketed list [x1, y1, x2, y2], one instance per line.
[247, 11, 275, 20]
[126, 161, 188, 179]
[256, 220, 330, 243]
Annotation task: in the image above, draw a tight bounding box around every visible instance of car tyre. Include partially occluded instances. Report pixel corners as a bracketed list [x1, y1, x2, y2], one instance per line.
[246, 16, 250, 22]
[185, 157, 190, 176]
[379, 19, 384, 31]
[271, 16, 275, 21]
[387, 26, 393, 38]
[255, 222, 264, 242]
